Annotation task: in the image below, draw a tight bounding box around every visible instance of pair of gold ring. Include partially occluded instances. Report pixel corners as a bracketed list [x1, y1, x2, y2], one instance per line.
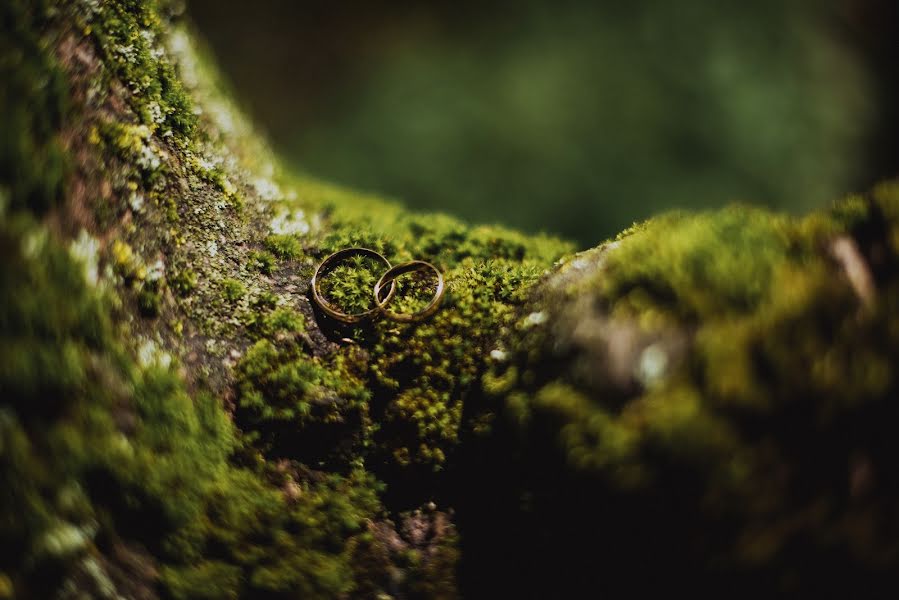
[311, 247, 445, 324]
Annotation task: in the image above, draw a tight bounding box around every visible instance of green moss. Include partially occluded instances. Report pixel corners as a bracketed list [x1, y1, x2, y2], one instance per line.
[2, 0, 575, 594]
[235, 338, 369, 465]
[16, 0, 899, 594]
[234, 185, 569, 471]
[264, 233, 302, 260]
[160, 560, 241, 600]
[248, 250, 276, 275]
[258, 306, 305, 337]
[316, 254, 386, 316]
[0, 212, 135, 593]
[594, 207, 796, 321]
[470, 187, 899, 593]
[0, 211, 384, 598]
[361, 255, 556, 467]
[96, 120, 168, 186]
[265, 192, 571, 468]
[170, 268, 197, 297]
[86, 0, 196, 139]
[160, 466, 381, 599]
[220, 278, 244, 303]
[0, 0, 68, 214]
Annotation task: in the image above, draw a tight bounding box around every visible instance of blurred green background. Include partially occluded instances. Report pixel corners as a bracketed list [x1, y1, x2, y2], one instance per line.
[187, 0, 898, 247]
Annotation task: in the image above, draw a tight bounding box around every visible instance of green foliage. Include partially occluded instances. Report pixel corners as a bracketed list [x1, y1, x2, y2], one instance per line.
[214, 0, 874, 245]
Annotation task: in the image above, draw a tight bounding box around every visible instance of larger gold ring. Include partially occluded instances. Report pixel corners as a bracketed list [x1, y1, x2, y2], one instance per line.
[373, 260, 445, 323]
[311, 247, 396, 323]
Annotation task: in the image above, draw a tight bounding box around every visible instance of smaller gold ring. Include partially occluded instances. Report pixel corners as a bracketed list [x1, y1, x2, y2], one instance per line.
[373, 260, 445, 323]
[311, 247, 396, 323]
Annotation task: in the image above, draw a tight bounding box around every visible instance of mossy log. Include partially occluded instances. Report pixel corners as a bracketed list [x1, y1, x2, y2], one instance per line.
[2, 1, 899, 598]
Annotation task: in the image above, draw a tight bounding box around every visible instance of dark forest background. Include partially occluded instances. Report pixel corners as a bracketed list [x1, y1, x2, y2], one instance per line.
[187, 0, 898, 246]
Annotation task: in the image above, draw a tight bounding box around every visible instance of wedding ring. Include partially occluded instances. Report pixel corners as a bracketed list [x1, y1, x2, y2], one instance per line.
[311, 247, 396, 323]
[373, 260, 445, 323]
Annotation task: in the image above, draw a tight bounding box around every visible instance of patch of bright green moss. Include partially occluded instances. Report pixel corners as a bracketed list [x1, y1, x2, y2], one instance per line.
[597, 207, 795, 321]
[264, 233, 303, 260]
[317, 254, 387, 316]
[220, 278, 244, 303]
[85, 0, 196, 139]
[259, 306, 305, 337]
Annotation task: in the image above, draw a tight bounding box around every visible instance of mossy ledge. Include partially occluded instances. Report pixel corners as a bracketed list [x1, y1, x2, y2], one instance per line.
[1, 0, 898, 598]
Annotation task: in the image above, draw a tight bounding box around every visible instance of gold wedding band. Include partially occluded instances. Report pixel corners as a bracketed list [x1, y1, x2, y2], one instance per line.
[311, 247, 396, 323]
[373, 260, 445, 323]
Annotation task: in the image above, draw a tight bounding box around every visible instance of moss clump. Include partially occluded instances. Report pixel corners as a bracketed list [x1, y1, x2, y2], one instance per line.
[594, 207, 795, 321]
[235, 337, 369, 466]
[170, 268, 197, 296]
[221, 278, 244, 303]
[248, 249, 276, 275]
[467, 187, 899, 595]
[257, 306, 305, 338]
[365, 255, 555, 468]
[316, 253, 388, 315]
[264, 233, 302, 260]
[96, 120, 167, 186]
[161, 468, 382, 599]
[279, 201, 572, 470]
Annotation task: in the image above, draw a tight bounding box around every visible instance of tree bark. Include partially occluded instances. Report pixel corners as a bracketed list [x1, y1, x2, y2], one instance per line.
[2, 1, 898, 598]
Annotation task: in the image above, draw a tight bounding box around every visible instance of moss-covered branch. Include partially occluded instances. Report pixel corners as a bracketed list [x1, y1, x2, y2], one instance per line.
[2, 1, 898, 598]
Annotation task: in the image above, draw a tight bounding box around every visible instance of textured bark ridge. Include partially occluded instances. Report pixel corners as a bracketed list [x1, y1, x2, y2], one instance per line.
[2, 1, 899, 598]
